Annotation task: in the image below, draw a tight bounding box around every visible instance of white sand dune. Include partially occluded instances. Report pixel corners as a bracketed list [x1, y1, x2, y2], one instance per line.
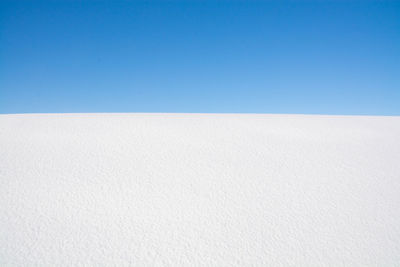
[1, 113, 400, 266]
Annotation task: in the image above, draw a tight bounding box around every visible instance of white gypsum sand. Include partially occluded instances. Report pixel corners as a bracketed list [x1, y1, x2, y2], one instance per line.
[1, 113, 400, 266]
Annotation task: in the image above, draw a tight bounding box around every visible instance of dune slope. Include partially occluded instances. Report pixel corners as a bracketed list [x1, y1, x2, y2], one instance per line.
[1, 113, 400, 266]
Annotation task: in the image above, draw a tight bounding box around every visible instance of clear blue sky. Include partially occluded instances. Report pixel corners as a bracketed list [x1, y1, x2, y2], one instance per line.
[1, 1, 399, 115]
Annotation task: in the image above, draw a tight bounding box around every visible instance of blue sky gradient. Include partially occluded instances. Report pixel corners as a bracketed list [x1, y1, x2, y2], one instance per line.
[1, 1, 399, 115]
